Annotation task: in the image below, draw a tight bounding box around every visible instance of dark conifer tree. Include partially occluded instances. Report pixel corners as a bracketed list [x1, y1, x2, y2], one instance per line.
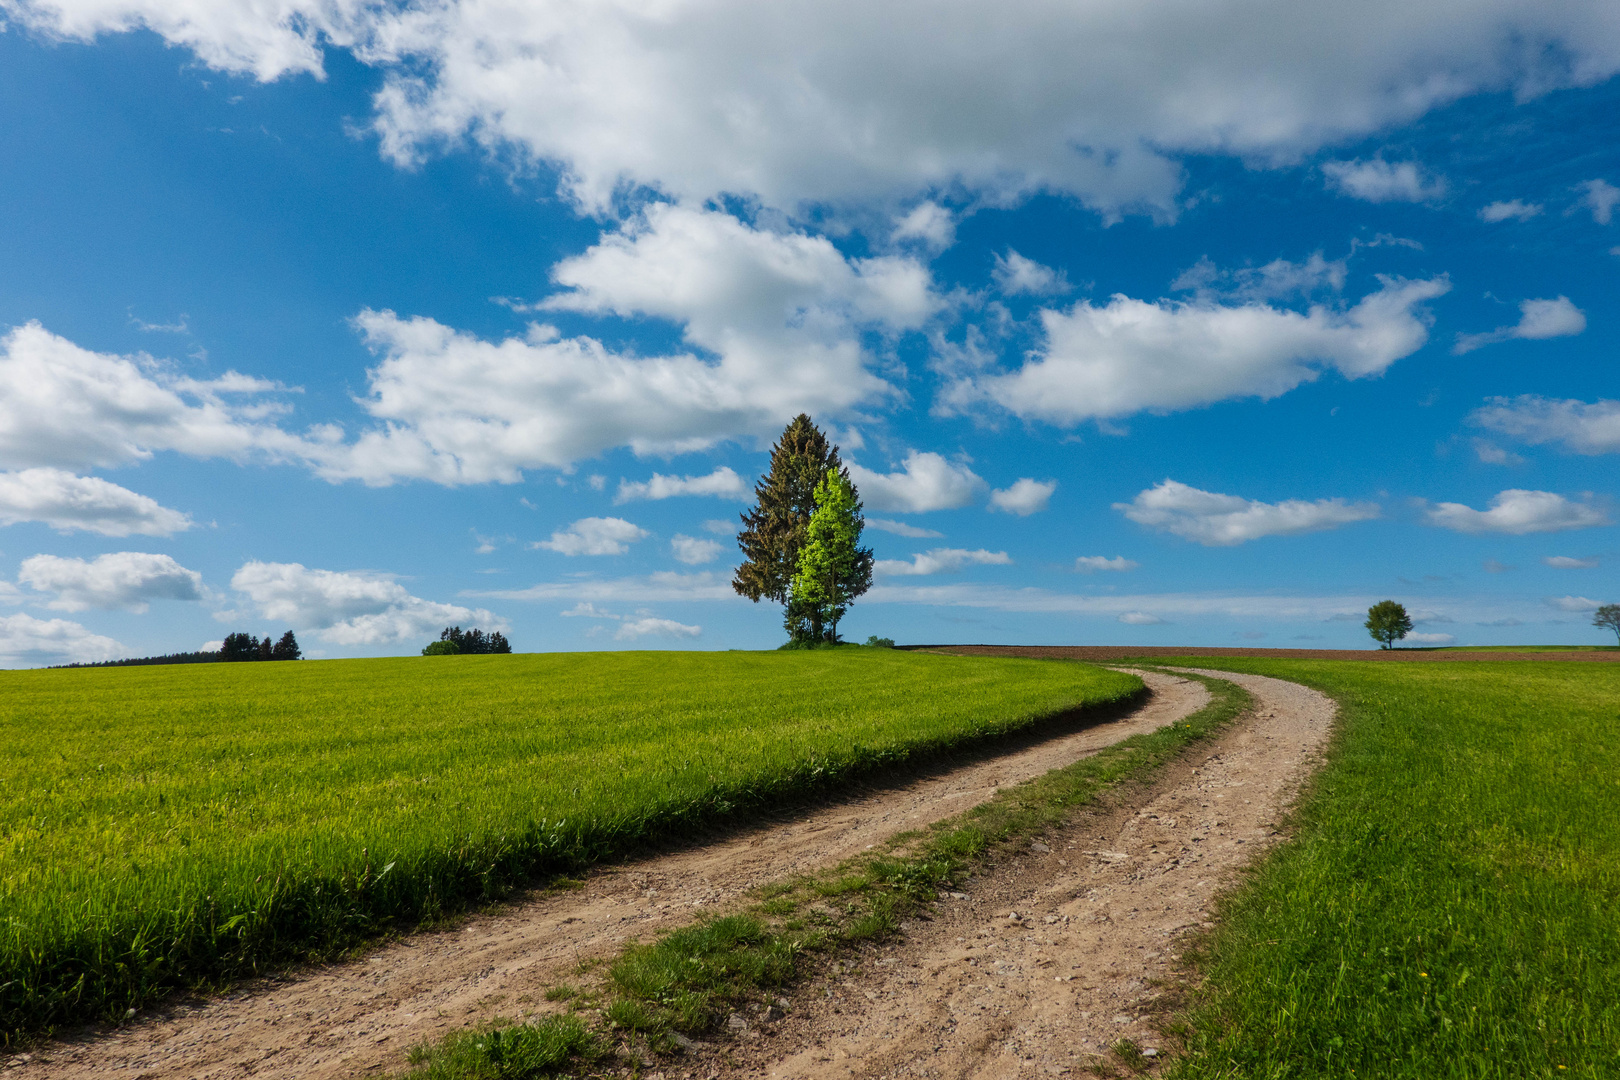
[733, 415, 848, 638]
[220, 632, 259, 662]
[271, 630, 301, 660]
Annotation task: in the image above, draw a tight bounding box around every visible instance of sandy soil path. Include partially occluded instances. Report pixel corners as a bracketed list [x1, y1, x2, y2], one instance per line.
[717, 669, 1335, 1080]
[22, 672, 1208, 1080]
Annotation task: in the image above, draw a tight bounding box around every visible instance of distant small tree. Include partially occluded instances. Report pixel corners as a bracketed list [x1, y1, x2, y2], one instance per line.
[787, 467, 874, 643]
[434, 626, 512, 655]
[1365, 600, 1414, 649]
[220, 632, 260, 662]
[271, 631, 301, 661]
[1595, 603, 1620, 645]
[422, 639, 460, 656]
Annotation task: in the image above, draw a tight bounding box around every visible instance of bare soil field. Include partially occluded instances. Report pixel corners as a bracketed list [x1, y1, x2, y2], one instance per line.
[917, 644, 1620, 663]
[18, 672, 1209, 1080]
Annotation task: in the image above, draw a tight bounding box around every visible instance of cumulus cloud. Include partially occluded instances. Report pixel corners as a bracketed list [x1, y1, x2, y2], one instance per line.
[1472, 439, 1523, 466]
[670, 534, 725, 565]
[1423, 489, 1608, 534]
[230, 560, 500, 645]
[535, 517, 649, 556]
[1453, 296, 1586, 354]
[0, 611, 124, 668]
[1575, 179, 1620, 224]
[1322, 158, 1447, 202]
[1544, 555, 1599, 568]
[1479, 199, 1543, 222]
[13, 1, 1620, 218]
[615, 466, 747, 504]
[942, 277, 1449, 425]
[993, 251, 1070, 296]
[0, 468, 193, 536]
[1172, 252, 1347, 304]
[988, 478, 1056, 516]
[1075, 555, 1138, 573]
[615, 617, 702, 641]
[1116, 479, 1380, 546]
[1545, 595, 1601, 612]
[892, 202, 955, 250]
[866, 518, 944, 539]
[1118, 612, 1164, 625]
[18, 552, 202, 612]
[848, 452, 985, 513]
[874, 548, 1012, 577]
[309, 206, 937, 484]
[1471, 396, 1620, 454]
[0, 321, 299, 471]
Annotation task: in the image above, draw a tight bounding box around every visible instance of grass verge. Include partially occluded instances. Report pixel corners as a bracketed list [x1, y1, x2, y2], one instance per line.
[2, 650, 1138, 1041]
[1151, 659, 1620, 1080]
[396, 670, 1252, 1079]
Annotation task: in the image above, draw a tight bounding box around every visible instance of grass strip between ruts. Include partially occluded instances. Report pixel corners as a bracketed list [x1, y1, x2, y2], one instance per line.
[396, 670, 1252, 1079]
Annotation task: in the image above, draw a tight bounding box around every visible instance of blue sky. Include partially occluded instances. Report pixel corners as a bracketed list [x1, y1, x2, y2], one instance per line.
[0, 1, 1616, 664]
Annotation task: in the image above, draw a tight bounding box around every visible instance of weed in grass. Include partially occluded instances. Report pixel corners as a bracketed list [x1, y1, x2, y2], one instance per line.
[0, 649, 1137, 1039]
[541, 985, 579, 1003]
[398, 1016, 599, 1079]
[1112, 1038, 1149, 1073]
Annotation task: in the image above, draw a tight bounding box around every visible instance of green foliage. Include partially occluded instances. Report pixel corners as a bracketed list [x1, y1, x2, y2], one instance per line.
[1594, 603, 1620, 645]
[1163, 659, 1620, 1080]
[436, 627, 511, 655]
[220, 631, 300, 662]
[787, 467, 874, 643]
[401, 1016, 599, 1078]
[732, 414, 845, 614]
[864, 636, 896, 648]
[0, 650, 1137, 1038]
[422, 639, 461, 656]
[1364, 599, 1413, 648]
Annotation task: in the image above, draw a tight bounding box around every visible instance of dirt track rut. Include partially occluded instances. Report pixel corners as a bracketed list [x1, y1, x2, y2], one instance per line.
[24, 672, 1208, 1079]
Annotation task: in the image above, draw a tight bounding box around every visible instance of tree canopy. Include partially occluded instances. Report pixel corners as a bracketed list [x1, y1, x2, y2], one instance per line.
[1594, 603, 1620, 645]
[787, 466, 874, 643]
[1364, 601, 1413, 649]
[733, 414, 845, 608]
[220, 631, 301, 661]
[431, 626, 512, 655]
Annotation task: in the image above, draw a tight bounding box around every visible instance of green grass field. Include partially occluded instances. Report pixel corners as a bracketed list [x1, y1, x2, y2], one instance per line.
[1154, 659, 1620, 1080]
[0, 649, 1138, 1040]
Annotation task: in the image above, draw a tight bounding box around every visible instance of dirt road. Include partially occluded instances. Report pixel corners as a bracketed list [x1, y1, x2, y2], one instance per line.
[719, 668, 1335, 1079]
[22, 672, 1208, 1080]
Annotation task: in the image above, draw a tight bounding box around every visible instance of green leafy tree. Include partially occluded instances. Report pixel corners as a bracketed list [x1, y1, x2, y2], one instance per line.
[787, 467, 875, 643]
[1365, 600, 1414, 649]
[733, 414, 846, 622]
[422, 639, 460, 656]
[1594, 603, 1620, 645]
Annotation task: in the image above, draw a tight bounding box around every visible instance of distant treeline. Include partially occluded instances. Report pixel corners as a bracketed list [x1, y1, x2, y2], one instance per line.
[55, 631, 301, 669]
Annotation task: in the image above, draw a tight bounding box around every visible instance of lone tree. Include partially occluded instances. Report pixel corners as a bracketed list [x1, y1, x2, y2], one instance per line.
[734, 415, 849, 634]
[787, 466, 874, 643]
[1365, 600, 1414, 649]
[1595, 603, 1620, 645]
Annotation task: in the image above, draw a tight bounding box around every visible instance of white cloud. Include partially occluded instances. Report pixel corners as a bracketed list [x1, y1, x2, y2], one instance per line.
[993, 251, 1070, 296]
[1544, 555, 1599, 568]
[1075, 555, 1138, 573]
[1472, 439, 1523, 466]
[310, 206, 936, 484]
[16, 1, 1620, 219]
[0, 612, 124, 668]
[875, 548, 1012, 577]
[1575, 179, 1620, 224]
[988, 478, 1056, 516]
[1118, 612, 1164, 625]
[943, 277, 1449, 425]
[615, 466, 747, 504]
[1479, 199, 1543, 222]
[18, 552, 202, 612]
[1116, 479, 1380, 546]
[892, 202, 955, 250]
[535, 517, 649, 556]
[230, 560, 500, 645]
[470, 570, 737, 605]
[0, 468, 193, 536]
[866, 518, 944, 539]
[670, 534, 725, 565]
[1423, 489, 1609, 534]
[701, 518, 738, 536]
[1454, 296, 1586, 354]
[849, 452, 985, 513]
[1471, 396, 1620, 454]
[1172, 252, 1347, 304]
[1406, 631, 1456, 645]
[1545, 595, 1601, 612]
[0, 321, 299, 471]
[615, 617, 702, 641]
[1322, 158, 1447, 202]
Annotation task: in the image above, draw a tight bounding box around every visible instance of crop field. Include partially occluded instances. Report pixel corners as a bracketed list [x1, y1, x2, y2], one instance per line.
[0, 649, 1138, 1039]
[1160, 659, 1620, 1079]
